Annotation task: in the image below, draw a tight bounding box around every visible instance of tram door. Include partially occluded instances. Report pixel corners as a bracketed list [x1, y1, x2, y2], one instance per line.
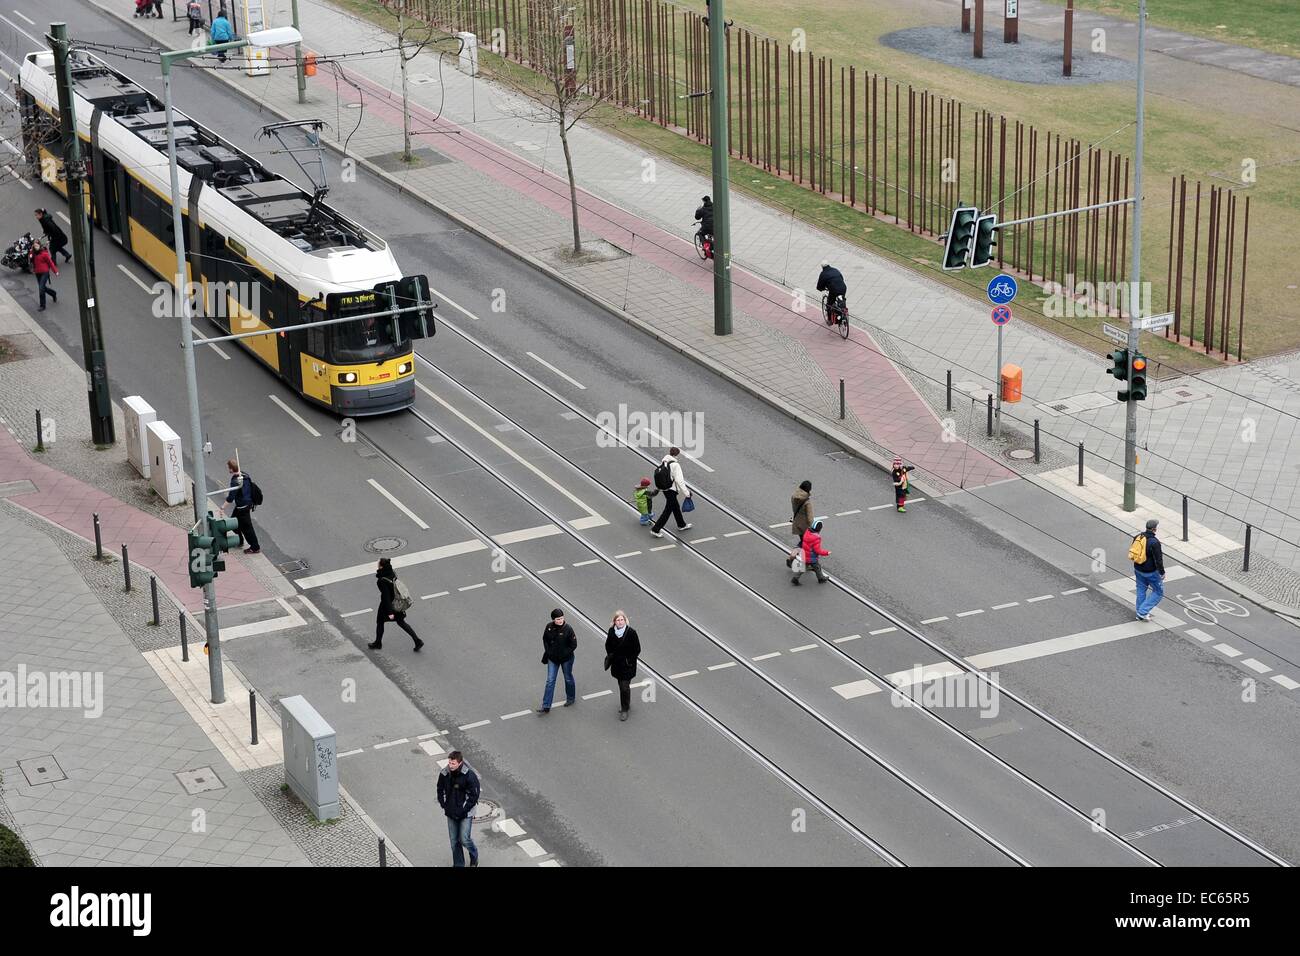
[273, 276, 303, 392]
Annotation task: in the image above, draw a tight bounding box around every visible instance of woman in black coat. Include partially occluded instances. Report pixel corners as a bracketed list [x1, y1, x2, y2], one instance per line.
[369, 558, 423, 651]
[34, 209, 70, 263]
[604, 610, 641, 721]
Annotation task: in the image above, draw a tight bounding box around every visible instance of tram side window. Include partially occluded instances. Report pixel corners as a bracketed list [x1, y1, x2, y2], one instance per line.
[129, 180, 173, 244]
[306, 323, 327, 360]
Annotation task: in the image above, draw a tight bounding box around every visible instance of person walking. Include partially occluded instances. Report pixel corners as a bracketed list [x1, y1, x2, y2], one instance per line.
[650, 447, 692, 538]
[891, 457, 915, 513]
[787, 479, 813, 567]
[33, 209, 70, 263]
[29, 240, 57, 312]
[223, 458, 261, 554]
[210, 10, 235, 61]
[633, 476, 659, 526]
[1131, 518, 1166, 621]
[792, 517, 830, 586]
[149, 0, 164, 18]
[369, 557, 423, 651]
[604, 610, 641, 722]
[537, 608, 577, 714]
[186, 0, 205, 34]
[436, 751, 480, 867]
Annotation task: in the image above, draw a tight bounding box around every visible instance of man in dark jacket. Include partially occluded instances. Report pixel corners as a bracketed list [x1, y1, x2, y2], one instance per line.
[816, 260, 847, 317]
[436, 751, 480, 867]
[223, 458, 261, 554]
[788, 480, 813, 567]
[694, 195, 714, 241]
[537, 608, 577, 714]
[1133, 518, 1166, 621]
[34, 209, 70, 263]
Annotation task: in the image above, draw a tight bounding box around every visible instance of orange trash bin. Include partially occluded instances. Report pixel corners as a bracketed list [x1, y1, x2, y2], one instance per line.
[1000, 364, 1022, 403]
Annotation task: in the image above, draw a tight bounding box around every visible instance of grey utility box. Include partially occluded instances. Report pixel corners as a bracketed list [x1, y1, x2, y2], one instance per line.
[279, 695, 339, 820]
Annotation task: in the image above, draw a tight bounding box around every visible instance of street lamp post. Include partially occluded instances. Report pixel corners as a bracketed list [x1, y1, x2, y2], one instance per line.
[1123, 0, 1147, 512]
[159, 27, 302, 704]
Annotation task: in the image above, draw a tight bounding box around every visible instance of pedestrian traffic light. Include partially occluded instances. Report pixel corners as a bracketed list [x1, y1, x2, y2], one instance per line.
[1130, 352, 1149, 401]
[208, 513, 240, 577]
[942, 205, 979, 271]
[187, 526, 215, 589]
[1105, 347, 1130, 402]
[970, 214, 999, 268]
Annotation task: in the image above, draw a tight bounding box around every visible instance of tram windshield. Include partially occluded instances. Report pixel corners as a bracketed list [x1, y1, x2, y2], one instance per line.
[329, 290, 405, 363]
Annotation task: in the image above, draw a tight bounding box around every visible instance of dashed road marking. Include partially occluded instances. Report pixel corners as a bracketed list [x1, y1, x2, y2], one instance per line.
[650, 544, 676, 551]
[342, 608, 372, 618]
[835, 509, 862, 517]
[373, 738, 408, 750]
[769, 521, 791, 529]
[517, 838, 547, 858]
[539, 566, 564, 574]
[495, 575, 522, 583]
[669, 670, 699, 679]
[583, 690, 613, 699]
[458, 719, 491, 730]
[1186, 628, 1214, 642]
[920, 616, 948, 624]
[867, 503, 893, 511]
[833, 633, 863, 644]
[614, 551, 642, 559]
[752, 651, 781, 661]
[572, 559, 600, 567]
[496, 818, 526, 838]
[500, 710, 532, 721]
[789, 644, 817, 653]
[419, 740, 444, 757]
[869, 626, 898, 635]
[458, 582, 487, 592]
[1061, 587, 1089, 595]
[992, 602, 1019, 610]
[1241, 658, 1271, 674]
[692, 536, 716, 543]
[1026, 594, 1054, 603]
[421, 591, 450, 600]
[707, 662, 737, 671]
[1213, 643, 1241, 658]
[269, 394, 322, 437]
[956, 609, 985, 618]
[338, 748, 364, 758]
[1272, 675, 1300, 690]
[723, 530, 750, 538]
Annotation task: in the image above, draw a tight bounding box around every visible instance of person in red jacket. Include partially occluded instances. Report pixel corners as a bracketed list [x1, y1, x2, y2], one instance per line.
[792, 517, 830, 585]
[30, 240, 58, 312]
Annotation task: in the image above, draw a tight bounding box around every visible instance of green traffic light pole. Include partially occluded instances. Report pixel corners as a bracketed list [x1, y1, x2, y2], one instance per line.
[706, 0, 732, 336]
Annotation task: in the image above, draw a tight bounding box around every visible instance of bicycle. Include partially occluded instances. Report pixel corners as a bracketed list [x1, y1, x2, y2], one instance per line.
[1175, 592, 1250, 627]
[822, 293, 850, 339]
[692, 228, 713, 261]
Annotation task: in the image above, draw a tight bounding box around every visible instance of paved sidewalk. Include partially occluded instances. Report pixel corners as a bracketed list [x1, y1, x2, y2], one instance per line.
[95, 1, 1300, 601]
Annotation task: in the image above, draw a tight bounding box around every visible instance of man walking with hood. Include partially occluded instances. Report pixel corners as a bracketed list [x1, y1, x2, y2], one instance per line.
[437, 750, 480, 867]
[650, 447, 692, 538]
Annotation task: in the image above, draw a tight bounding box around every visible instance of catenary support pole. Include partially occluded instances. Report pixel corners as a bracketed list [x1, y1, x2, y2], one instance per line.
[1123, 0, 1147, 512]
[707, 0, 733, 335]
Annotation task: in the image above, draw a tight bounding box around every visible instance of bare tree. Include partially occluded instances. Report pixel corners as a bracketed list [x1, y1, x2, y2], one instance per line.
[485, 1, 632, 255]
[0, 95, 54, 190]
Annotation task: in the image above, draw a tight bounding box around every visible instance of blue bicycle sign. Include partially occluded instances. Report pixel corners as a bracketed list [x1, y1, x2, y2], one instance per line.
[987, 274, 1018, 305]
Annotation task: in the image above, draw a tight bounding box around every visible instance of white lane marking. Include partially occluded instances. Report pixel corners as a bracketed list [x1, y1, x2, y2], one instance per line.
[753, 651, 781, 661]
[117, 263, 155, 294]
[373, 738, 409, 750]
[0, 67, 10, 82]
[910, 498, 927, 505]
[1061, 587, 1089, 595]
[421, 591, 450, 600]
[887, 663, 965, 689]
[458, 582, 487, 592]
[539, 566, 564, 574]
[56, 210, 70, 223]
[495, 818, 526, 837]
[920, 616, 948, 624]
[1099, 565, 1196, 598]
[1185, 628, 1214, 642]
[650, 543, 676, 551]
[991, 602, 1020, 610]
[833, 633, 863, 644]
[219, 597, 305, 640]
[869, 626, 898, 635]
[583, 690, 613, 699]
[707, 661, 737, 671]
[500, 710, 532, 721]
[1026, 594, 1055, 603]
[416, 732, 443, 740]
[1213, 643, 1241, 658]
[419, 740, 445, 756]
[538, 859, 561, 867]
[458, 720, 491, 730]
[416, 379, 604, 525]
[691, 536, 716, 543]
[338, 748, 364, 758]
[570, 515, 607, 530]
[269, 394, 321, 437]
[1273, 675, 1300, 690]
[835, 509, 862, 517]
[789, 644, 817, 653]
[614, 551, 641, 559]
[517, 838, 547, 858]
[366, 478, 430, 529]
[296, 524, 561, 589]
[0, 134, 20, 155]
[669, 670, 699, 679]
[298, 595, 326, 622]
[4, 165, 32, 187]
[12, 10, 35, 25]
[832, 677, 886, 700]
[525, 351, 587, 389]
[1241, 658, 1271, 674]
[192, 327, 232, 360]
[956, 609, 985, 618]
[495, 575, 522, 583]
[341, 608, 372, 618]
[572, 559, 600, 567]
[769, 521, 791, 529]
[723, 530, 750, 538]
[867, 503, 894, 511]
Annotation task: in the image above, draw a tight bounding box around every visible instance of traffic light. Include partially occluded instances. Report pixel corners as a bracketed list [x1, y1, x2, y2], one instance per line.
[187, 525, 215, 589]
[1105, 347, 1129, 402]
[970, 214, 999, 267]
[942, 205, 978, 271]
[1129, 353, 1149, 401]
[209, 513, 240, 574]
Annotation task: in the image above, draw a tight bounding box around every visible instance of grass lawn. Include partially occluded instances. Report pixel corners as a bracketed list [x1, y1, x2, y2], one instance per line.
[1068, 0, 1300, 57]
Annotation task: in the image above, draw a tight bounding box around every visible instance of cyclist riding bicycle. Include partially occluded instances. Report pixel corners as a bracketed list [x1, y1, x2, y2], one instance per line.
[816, 260, 847, 320]
[694, 195, 714, 248]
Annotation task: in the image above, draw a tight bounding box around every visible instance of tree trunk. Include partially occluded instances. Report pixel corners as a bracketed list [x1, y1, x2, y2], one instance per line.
[399, 12, 412, 163]
[559, 120, 581, 254]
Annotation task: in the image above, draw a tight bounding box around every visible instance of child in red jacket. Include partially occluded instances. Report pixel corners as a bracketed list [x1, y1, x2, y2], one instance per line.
[30, 240, 58, 311]
[792, 518, 830, 585]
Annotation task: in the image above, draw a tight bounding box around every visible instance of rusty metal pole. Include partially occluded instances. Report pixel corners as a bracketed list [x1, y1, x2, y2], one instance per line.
[975, 0, 984, 58]
[1005, 0, 1018, 43]
[1064, 1, 1074, 76]
[962, 0, 971, 34]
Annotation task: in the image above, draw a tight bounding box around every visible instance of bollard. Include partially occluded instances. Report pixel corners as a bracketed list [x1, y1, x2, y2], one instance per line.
[150, 575, 160, 626]
[379, 837, 388, 868]
[121, 544, 131, 592]
[1182, 495, 1189, 542]
[986, 394, 993, 437]
[1033, 420, 1040, 463]
[93, 512, 103, 560]
[839, 378, 845, 420]
[1243, 525, 1252, 572]
[191, 481, 199, 523]
[946, 370, 952, 411]
[250, 690, 259, 745]
[1077, 443, 1084, 486]
[35, 409, 44, 452]
[180, 611, 189, 662]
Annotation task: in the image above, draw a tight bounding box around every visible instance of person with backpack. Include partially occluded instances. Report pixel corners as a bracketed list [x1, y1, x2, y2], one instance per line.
[649, 447, 692, 538]
[1131, 518, 1166, 621]
[604, 609, 641, 722]
[633, 477, 659, 526]
[224, 458, 261, 554]
[369, 557, 423, 651]
[791, 517, 830, 586]
[436, 750, 480, 867]
[537, 608, 577, 714]
[787, 479, 813, 567]
[891, 457, 915, 513]
[187, 0, 205, 34]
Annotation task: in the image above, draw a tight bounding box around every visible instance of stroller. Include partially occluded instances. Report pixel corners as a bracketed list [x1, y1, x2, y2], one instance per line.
[2, 232, 35, 273]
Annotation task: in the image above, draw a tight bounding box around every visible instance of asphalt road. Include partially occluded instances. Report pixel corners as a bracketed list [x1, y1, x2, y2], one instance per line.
[2, 0, 1297, 865]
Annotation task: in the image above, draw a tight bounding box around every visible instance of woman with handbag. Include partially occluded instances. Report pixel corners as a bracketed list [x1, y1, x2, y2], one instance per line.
[604, 610, 642, 721]
[787, 480, 813, 567]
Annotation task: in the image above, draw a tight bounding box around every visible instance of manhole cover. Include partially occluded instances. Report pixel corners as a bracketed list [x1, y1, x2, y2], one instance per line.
[176, 767, 226, 796]
[470, 798, 501, 822]
[19, 755, 65, 786]
[279, 559, 310, 574]
[1007, 449, 1036, 461]
[365, 536, 406, 554]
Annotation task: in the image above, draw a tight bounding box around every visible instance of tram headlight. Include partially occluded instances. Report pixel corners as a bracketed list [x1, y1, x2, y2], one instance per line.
[397, 362, 411, 375]
[338, 371, 358, 384]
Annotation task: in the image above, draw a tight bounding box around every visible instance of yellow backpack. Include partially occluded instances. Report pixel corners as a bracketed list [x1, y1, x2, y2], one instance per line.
[1128, 533, 1147, 564]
